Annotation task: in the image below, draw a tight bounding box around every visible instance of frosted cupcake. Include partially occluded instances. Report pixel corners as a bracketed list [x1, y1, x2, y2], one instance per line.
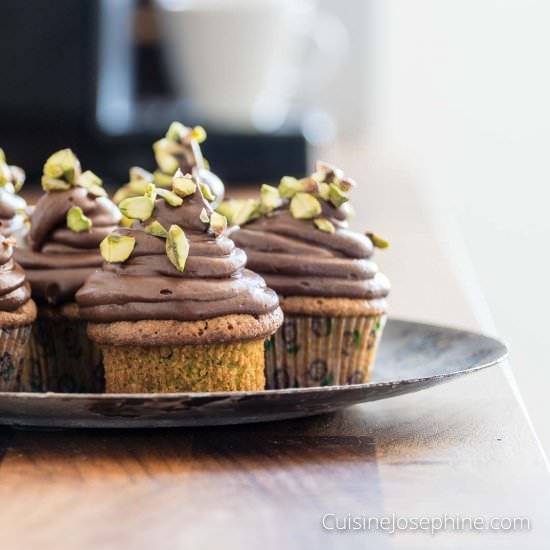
[77, 170, 282, 393]
[16, 149, 121, 392]
[113, 122, 224, 208]
[223, 161, 390, 388]
[0, 235, 37, 391]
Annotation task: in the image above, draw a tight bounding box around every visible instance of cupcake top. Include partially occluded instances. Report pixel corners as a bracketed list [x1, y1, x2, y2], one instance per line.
[16, 149, 121, 305]
[220, 161, 391, 300]
[0, 148, 29, 240]
[113, 122, 224, 208]
[76, 171, 279, 322]
[0, 234, 32, 313]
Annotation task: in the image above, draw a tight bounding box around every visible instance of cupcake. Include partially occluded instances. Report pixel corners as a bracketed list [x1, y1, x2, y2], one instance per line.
[113, 122, 224, 208]
[16, 149, 121, 392]
[223, 161, 391, 388]
[0, 235, 37, 391]
[0, 148, 30, 244]
[76, 170, 282, 393]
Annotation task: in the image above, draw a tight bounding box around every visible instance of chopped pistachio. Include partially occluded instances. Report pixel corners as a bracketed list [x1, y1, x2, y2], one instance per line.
[127, 179, 150, 195]
[79, 170, 102, 189]
[315, 160, 343, 181]
[129, 166, 153, 182]
[9, 166, 25, 192]
[313, 217, 335, 234]
[199, 182, 215, 201]
[299, 177, 319, 194]
[200, 208, 210, 223]
[144, 183, 157, 201]
[172, 170, 197, 197]
[43, 149, 81, 183]
[191, 125, 207, 144]
[66, 206, 92, 233]
[87, 184, 108, 198]
[338, 177, 357, 191]
[145, 220, 168, 238]
[153, 170, 174, 188]
[366, 232, 389, 249]
[113, 186, 134, 204]
[209, 211, 227, 236]
[166, 224, 190, 272]
[259, 184, 282, 213]
[0, 163, 11, 185]
[290, 192, 322, 220]
[328, 183, 349, 208]
[119, 195, 155, 221]
[41, 177, 72, 191]
[0, 149, 5, 163]
[319, 182, 331, 201]
[156, 187, 183, 206]
[278, 176, 302, 199]
[119, 215, 135, 228]
[165, 121, 189, 143]
[232, 199, 260, 226]
[156, 152, 179, 175]
[100, 233, 135, 263]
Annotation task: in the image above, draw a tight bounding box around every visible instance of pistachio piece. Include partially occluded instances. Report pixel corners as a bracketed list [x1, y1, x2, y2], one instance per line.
[166, 224, 190, 272]
[338, 177, 356, 191]
[209, 211, 227, 236]
[299, 177, 319, 194]
[191, 125, 207, 144]
[119, 195, 155, 221]
[199, 182, 215, 201]
[313, 217, 335, 234]
[328, 183, 349, 208]
[144, 183, 157, 201]
[129, 166, 153, 182]
[165, 121, 189, 143]
[87, 184, 108, 198]
[153, 170, 174, 188]
[259, 184, 282, 213]
[215, 200, 239, 224]
[9, 165, 25, 192]
[113, 186, 134, 204]
[200, 208, 210, 223]
[366, 232, 389, 249]
[119, 215, 135, 228]
[0, 163, 11, 186]
[278, 176, 302, 199]
[232, 199, 261, 226]
[319, 182, 331, 201]
[0, 149, 5, 163]
[43, 149, 81, 183]
[100, 233, 135, 263]
[156, 187, 183, 206]
[79, 170, 102, 189]
[66, 206, 92, 233]
[41, 177, 72, 191]
[128, 179, 150, 195]
[172, 169, 197, 197]
[145, 220, 168, 238]
[290, 192, 322, 220]
[315, 160, 343, 182]
[156, 152, 179, 175]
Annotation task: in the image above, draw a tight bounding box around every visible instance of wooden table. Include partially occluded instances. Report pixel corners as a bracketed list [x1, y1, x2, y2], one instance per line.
[3, 148, 548, 549]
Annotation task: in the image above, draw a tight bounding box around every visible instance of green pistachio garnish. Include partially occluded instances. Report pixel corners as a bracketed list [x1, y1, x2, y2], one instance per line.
[165, 121, 189, 143]
[209, 211, 227, 237]
[41, 177, 72, 191]
[0, 163, 11, 186]
[145, 220, 168, 238]
[232, 199, 260, 226]
[313, 217, 335, 234]
[66, 206, 92, 233]
[166, 224, 189, 272]
[87, 184, 108, 198]
[290, 192, 322, 220]
[338, 177, 356, 191]
[9, 165, 25, 192]
[129, 166, 153, 182]
[172, 170, 197, 197]
[199, 182, 215, 201]
[156, 152, 179, 175]
[278, 176, 302, 199]
[319, 182, 330, 201]
[366, 232, 389, 249]
[259, 184, 282, 213]
[79, 170, 102, 189]
[113, 187, 133, 204]
[315, 160, 343, 182]
[144, 183, 157, 201]
[192, 125, 207, 144]
[153, 170, 174, 188]
[127, 179, 150, 195]
[0, 149, 5, 163]
[328, 183, 349, 208]
[43, 149, 81, 184]
[299, 177, 319, 194]
[100, 233, 135, 263]
[156, 187, 183, 206]
[119, 195, 155, 221]
[120, 215, 135, 228]
[200, 208, 210, 223]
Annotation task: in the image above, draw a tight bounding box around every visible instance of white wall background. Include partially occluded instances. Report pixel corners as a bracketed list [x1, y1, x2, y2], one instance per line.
[359, 0, 550, 453]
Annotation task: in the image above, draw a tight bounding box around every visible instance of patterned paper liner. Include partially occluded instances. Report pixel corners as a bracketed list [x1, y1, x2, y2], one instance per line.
[264, 314, 387, 389]
[0, 324, 32, 392]
[21, 315, 103, 393]
[101, 339, 265, 393]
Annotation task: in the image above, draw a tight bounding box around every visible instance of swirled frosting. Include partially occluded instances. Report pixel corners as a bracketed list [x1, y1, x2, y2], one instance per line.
[76, 185, 280, 322]
[16, 187, 121, 305]
[0, 235, 32, 312]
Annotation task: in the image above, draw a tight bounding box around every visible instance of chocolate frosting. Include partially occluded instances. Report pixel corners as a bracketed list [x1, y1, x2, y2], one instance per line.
[0, 188, 27, 240]
[231, 207, 391, 299]
[76, 189, 280, 322]
[0, 236, 31, 312]
[16, 187, 121, 305]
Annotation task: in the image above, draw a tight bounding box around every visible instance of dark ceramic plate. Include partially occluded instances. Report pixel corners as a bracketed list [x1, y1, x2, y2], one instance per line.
[0, 319, 507, 429]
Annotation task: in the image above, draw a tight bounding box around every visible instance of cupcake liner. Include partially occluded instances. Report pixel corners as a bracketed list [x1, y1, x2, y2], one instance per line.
[101, 339, 265, 393]
[264, 314, 386, 389]
[21, 314, 103, 393]
[0, 324, 32, 392]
